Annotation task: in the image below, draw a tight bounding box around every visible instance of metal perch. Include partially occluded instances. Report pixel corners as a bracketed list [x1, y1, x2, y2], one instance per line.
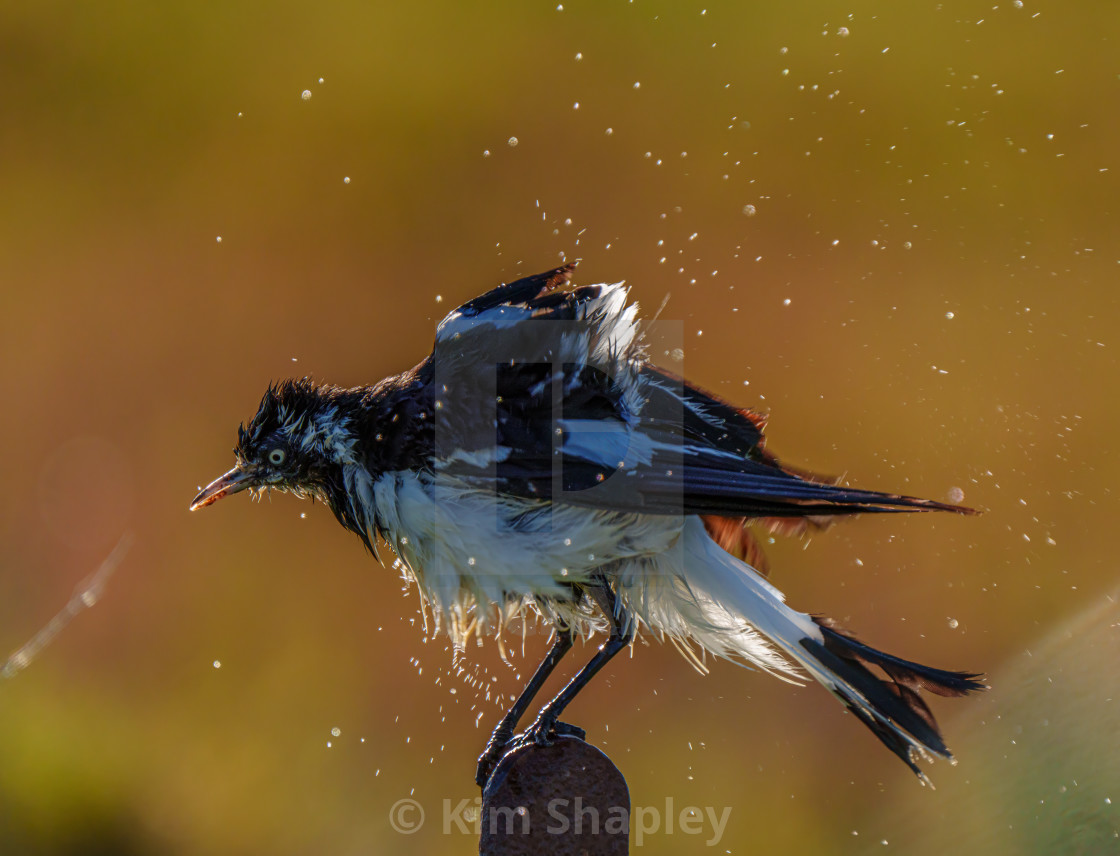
[480, 734, 629, 856]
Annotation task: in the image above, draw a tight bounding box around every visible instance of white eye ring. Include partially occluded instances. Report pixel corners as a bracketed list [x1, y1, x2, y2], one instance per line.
[268, 448, 286, 465]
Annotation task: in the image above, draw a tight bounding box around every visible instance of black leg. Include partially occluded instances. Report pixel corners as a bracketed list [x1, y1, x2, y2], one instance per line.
[521, 577, 634, 745]
[475, 627, 575, 786]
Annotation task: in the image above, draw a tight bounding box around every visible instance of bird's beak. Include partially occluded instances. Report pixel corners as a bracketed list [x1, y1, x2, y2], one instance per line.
[190, 465, 258, 510]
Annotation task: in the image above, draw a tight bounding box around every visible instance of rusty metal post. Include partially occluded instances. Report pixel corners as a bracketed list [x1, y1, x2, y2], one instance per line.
[479, 735, 629, 855]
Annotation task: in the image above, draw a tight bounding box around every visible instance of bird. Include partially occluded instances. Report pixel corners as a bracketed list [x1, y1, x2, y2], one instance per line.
[191, 263, 985, 788]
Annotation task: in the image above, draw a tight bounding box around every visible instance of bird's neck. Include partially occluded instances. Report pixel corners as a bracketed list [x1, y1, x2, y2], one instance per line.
[319, 360, 435, 553]
[355, 358, 435, 477]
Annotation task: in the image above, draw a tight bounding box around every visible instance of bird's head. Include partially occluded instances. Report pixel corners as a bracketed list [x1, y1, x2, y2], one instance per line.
[190, 378, 358, 511]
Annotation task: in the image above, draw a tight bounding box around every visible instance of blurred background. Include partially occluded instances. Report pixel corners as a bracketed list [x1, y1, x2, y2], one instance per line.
[1, 0, 1117, 853]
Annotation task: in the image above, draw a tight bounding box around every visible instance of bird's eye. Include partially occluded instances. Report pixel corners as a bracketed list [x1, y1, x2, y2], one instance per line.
[268, 448, 286, 465]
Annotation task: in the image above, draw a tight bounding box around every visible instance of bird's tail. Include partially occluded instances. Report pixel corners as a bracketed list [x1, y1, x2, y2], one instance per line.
[630, 518, 986, 783]
[796, 616, 985, 782]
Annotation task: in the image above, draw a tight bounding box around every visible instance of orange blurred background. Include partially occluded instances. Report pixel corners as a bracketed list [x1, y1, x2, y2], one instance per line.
[1, 1, 1117, 853]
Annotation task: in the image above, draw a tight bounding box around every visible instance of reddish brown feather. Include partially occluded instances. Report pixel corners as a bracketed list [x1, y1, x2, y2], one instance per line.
[545, 263, 577, 289]
[735, 406, 768, 434]
[702, 511, 836, 576]
[702, 516, 772, 576]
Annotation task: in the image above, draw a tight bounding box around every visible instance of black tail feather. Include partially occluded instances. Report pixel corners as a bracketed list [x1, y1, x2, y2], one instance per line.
[800, 617, 987, 782]
[817, 618, 986, 697]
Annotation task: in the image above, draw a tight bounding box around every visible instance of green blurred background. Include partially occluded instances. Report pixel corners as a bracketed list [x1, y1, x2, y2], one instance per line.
[1, 0, 1117, 853]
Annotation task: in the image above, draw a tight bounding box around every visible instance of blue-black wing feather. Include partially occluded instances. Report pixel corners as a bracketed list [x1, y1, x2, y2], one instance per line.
[437, 267, 973, 519]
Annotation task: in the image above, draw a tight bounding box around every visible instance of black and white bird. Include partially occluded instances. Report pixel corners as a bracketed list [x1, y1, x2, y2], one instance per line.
[191, 264, 984, 787]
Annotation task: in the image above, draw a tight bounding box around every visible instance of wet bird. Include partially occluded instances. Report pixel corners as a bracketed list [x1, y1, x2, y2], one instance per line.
[191, 264, 985, 787]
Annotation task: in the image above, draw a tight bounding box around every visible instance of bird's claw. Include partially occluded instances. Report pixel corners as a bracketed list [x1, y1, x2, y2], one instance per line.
[475, 729, 514, 788]
[475, 719, 587, 788]
[529, 719, 585, 744]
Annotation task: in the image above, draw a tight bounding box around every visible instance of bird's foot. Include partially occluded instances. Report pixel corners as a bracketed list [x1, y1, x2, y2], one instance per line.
[475, 728, 514, 788]
[523, 715, 586, 747]
[475, 719, 587, 788]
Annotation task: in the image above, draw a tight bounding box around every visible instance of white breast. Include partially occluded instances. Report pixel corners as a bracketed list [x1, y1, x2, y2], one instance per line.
[367, 470, 680, 646]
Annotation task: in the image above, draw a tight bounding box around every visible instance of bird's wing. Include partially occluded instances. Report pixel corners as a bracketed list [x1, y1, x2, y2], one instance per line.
[433, 266, 971, 519]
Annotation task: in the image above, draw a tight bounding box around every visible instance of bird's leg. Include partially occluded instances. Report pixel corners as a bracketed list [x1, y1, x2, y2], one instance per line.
[521, 576, 634, 746]
[475, 626, 575, 787]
